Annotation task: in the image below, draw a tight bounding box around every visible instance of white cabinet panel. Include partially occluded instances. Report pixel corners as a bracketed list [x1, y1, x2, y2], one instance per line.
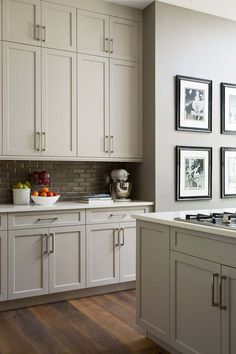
[3, 0, 41, 46]
[42, 48, 76, 157]
[86, 223, 120, 287]
[78, 54, 109, 158]
[170, 252, 221, 354]
[222, 266, 236, 354]
[3, 42, 41, 156]
[77, 10, 109, 57]
[8, 228, 49, 299]
[42, 2, 76, 51]
[119, 222, 136, 282]
[49, 226, 85, 293]
[110, 17, 139, 62]
[110, 59, 140, 158]
[0, 232, 7, 302]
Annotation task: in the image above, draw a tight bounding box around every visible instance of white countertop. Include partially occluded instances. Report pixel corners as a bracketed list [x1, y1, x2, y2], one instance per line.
[133, 208, 236, 239]
[0, 200, 153, 213]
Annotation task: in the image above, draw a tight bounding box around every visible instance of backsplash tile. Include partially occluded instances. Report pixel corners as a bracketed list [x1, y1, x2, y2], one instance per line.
[0, 161, 126, 204]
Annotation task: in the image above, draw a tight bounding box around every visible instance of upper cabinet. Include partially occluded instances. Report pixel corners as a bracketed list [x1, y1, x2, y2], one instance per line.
[3, 0, 76, 51]
[2, 0, 41, 46]
[42, 2, 76, 51]
[77, 10, 139, 62]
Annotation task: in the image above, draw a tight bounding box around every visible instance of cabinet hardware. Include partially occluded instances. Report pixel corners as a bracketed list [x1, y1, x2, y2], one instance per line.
[41, 234, 48, 255]
[110, 214, 126, 218]
[212, 273, 219, 307]
[42, 26, 46, 42]
[119, 228, 125, 246]
[110, 38, 114, 53]
[49, 233, 55, 254]
[105, 38, 109, 53]
[220, 275, 227, 310]
[113, 228, 119, 247]
[105, 135, 109, 153]
[42, 132, 46, 151]
[110, 136, 114, 153]
[35, 25, 40, 41]
[35, 132, 40, 151]
[36, 217, 58, 223]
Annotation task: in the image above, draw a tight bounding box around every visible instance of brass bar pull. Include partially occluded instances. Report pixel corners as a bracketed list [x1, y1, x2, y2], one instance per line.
[119, 228, 124, 246]
[36, 217, 58, 223]
[35, 25, 40, 41]
[41, 234, 48, 255]
[110, 38, 114, 53]
[42, 26, 46, 42]
[113, 228, 119, 247]
[105, 37, 109, 52]
[105, 135, 109, 153]
[49, 233, 55, 254]
[42, 132, 46, 151]
[110, 136, 114, 153]
[212, 273, 219, 307]
[35, 132, 40, 151]
[220, 275, 227, 310]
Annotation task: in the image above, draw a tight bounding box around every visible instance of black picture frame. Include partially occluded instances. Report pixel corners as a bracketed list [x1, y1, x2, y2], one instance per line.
[176, 146, 212, 201]
[176, 75, 212, 132]
[221, 147, 236, 198]
[221, 83, 236, 134]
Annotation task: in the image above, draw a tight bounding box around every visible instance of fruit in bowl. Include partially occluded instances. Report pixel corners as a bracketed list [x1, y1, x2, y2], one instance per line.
[31, 188, 60, 206]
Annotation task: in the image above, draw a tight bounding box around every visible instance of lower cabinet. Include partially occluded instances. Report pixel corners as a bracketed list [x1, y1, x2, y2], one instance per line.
[0, 232, 7, 301]
[86, 221, 136, 287]
[8, 226, 85, 299]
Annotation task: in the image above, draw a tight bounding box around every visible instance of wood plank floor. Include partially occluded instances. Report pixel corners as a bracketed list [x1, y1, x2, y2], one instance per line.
[0, 290, 170, 354]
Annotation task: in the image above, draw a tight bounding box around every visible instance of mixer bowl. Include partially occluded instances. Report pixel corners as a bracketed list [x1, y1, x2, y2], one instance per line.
[110, 182, 132, 199]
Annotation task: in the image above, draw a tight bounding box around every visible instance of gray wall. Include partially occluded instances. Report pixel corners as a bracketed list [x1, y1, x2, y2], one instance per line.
[155, 1, 236, 211]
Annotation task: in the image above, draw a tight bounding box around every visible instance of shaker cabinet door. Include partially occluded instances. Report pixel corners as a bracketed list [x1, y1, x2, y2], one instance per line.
[3, 42, 41, 156]
[0, 232, 7, 302]
[78, 54, 109, 158]
[42, 48, 76, 157]
[2, 0, 41, 46]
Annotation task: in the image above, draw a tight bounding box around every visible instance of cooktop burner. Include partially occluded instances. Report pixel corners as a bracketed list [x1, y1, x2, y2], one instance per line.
[175, 212, 236, 229]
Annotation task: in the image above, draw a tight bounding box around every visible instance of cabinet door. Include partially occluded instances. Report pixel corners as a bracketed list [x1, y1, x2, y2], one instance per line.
[0, 232, 7, 301]
[48, 226, 85, 293]
[136, 222, 170, 343]
[78, 54, 109, 158]
[222, 266, 236, 354]
[42, 2, 76, 51]
[110, 59, 140, 158]
[77, 10, 109, 57]
[170, 252, 221, 354]
[42, 48, 76, 157]
[8, 228, 49, 299]
[3, 0, 41, 46]
[110, 17, 139, 62]
[86, 223, 120, 287]
[3, 42, 41, 156]
[119, 222, 136, 282]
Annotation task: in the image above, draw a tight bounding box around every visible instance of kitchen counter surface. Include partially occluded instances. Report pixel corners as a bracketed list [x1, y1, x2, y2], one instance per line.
[0, 200, 154, 213]
[134, 208, 236, 239]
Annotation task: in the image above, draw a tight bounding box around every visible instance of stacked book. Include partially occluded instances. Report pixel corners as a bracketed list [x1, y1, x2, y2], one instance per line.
[79, 194, 113, 204]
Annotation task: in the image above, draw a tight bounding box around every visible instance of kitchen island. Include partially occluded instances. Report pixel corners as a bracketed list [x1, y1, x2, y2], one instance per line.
[134, 209, 236, 354]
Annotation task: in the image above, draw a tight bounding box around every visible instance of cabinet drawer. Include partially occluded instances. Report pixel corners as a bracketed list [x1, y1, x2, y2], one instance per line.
[86, 207, 148, 224]
[171, 227, 236, 268]
[8, 210, 85, 230]
[0, 214, 7, 231]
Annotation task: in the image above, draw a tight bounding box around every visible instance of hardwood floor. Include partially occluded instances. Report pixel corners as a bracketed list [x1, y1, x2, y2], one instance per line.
[0, 290, 170, 354]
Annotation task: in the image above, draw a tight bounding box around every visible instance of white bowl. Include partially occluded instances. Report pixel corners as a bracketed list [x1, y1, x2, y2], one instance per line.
[31, 195, 60, 206]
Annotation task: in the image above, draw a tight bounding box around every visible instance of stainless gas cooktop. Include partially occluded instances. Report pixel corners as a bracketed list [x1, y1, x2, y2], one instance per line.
[175, 212, 236, 230]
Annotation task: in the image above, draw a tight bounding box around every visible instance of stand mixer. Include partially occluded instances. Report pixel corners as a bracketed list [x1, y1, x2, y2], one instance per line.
[110, 169, 132, 201]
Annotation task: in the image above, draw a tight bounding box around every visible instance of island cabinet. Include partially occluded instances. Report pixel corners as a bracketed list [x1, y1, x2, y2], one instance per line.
[0, 232, 7, 301]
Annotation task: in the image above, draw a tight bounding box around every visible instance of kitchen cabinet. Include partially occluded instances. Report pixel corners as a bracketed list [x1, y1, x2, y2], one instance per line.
[77, 10, 139, 62]
[42, 48, 76, 157]
[86, 221, 137, 287]
[110, 59, 140, 158]
[42, 2, 76, 51]
[2, 0, 41, 46]
[78, 54, 109, 158]
[170, 251, 221, 354]
[0, 232, 7, 301]
[8, 226, 85, 299]
[3, 41, 41, 156]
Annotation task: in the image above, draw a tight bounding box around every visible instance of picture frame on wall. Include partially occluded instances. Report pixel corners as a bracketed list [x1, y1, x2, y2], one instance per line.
[221, 83, 236, 134]
[221, 147, 236, 198]
[176, 146, 212, 200]
[176, 75, 212, 132]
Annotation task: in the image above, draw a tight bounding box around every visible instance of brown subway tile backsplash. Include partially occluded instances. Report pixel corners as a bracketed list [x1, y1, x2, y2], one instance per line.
[0, 160, 126, 204]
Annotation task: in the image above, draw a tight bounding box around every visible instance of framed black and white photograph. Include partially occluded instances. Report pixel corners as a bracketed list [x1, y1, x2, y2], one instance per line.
[176, 146, 212, 200]
[176, 75, 212, 132]
[221, 83, 236, 134]
[221, 147, 236, 197]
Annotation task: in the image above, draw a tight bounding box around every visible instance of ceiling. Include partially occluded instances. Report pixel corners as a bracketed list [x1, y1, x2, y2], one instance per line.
[106, 0, 236, 21]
